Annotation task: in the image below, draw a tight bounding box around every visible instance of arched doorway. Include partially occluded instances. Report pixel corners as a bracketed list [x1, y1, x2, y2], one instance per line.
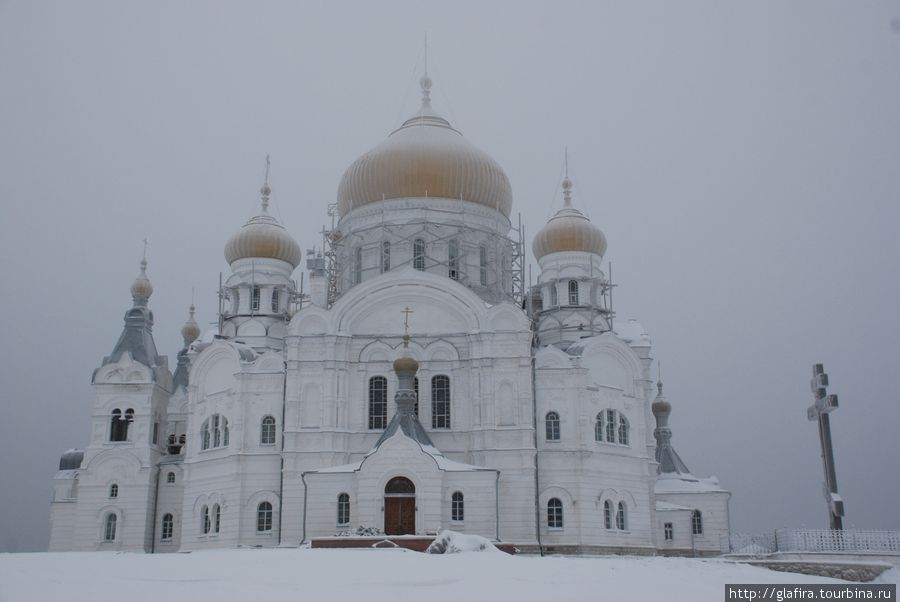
[384, 476, 415, 535]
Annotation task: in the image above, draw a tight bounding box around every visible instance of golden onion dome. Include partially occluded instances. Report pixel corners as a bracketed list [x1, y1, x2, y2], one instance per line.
[651, 381, 672, 417]
[181, 304, 200, 345]
[532, 176, 607, 260]
[224, 184, 302, 268]
[130, 258, 154, 300]
[336, 75, 512, 218]
[393, 354, 419, 374]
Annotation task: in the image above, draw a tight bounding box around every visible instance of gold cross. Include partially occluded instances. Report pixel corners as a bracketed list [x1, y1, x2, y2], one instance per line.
[402, 306, 414, 336]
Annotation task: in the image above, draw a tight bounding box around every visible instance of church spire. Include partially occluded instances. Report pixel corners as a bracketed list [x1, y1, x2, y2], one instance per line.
[130, 243, 153, 306]
[651, 377, 691, 476]
[562, 148, 573, 207]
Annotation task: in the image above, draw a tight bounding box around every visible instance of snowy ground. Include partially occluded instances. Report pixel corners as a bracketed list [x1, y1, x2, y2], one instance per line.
[1, 548, 897, 602]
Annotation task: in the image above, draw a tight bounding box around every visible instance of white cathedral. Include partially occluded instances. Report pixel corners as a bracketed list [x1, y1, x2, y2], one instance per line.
[49, 69, 730, 556]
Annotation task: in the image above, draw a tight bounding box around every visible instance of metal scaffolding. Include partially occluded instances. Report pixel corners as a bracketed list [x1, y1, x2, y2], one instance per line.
[320, 206, 526, 308]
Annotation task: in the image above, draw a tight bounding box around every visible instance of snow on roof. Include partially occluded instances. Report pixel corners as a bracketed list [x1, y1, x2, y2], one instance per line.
[613, 318, 652, 347]
[656, 501, 694, 512]
[655, 474, 727, 494]
[307, 435, 491, 475]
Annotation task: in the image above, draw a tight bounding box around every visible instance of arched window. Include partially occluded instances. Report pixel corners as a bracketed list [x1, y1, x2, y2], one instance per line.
[203, 414, 230, 449]
[618, 414, 629, 446]
[337, 493, 350, 525]
[616, 501, 627, 530]
[257, 501, 273, 532]
[271, 288, 280, 312]
[692, 510, 703, 535]
[550, 284, 558, 307]
[201, 505, 210, 534]
[353, 247, 362, 285]
[603, 500, 612, 529]
[251, 286, 261, 312]
[606, 409, 616, 442]
[431, 375, 450, 429]
[368, 376, 388, 430]
[161, 513, 173, 541]
[109, 408, 134, 442]
[664, 522, 674, 541]
[594, 412, 604, 442]
[479, 245, 488, 286]
[103, 513, 117, 541]
[413, 238, 426, 270]
[451, 491, 464, 522]
[448, 239, 460, 280]
[109, 483, 118, 498]
[413, 377, 419, 417]
[212, 504, 221, 534]
[545, 411, 560, 441]
[547, 498, 563, 529]
[382, 241, 391, 273]
[166, 472, 175, 484]
[568, 280, 579, 305]
[261, 415, 276, 445]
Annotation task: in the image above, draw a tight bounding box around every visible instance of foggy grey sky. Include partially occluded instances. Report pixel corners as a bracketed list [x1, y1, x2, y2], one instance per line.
[2, 1, 898, 552]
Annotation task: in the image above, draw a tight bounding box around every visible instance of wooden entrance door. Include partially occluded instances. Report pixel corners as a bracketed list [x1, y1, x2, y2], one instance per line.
[384, 476, 416, 535]
[384, 497, 415, 535]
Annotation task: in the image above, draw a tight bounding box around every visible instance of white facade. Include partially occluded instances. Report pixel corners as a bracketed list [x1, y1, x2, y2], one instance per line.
[49, 71, 729, 555]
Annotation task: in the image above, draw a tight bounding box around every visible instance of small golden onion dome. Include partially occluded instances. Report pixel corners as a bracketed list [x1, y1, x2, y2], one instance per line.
[393, 355, 419, 373]
[532, 177, 607, 260]
[130, 259, 153, 300]
[336, 76, 512, 218]
[181, 304, 200, 344]
[651, 381, 671, 416]
[224, 185, 302, 267]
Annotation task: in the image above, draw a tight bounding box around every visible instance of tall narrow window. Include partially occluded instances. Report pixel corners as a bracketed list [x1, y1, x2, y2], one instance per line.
[381, 241, 391, 273]
[413, 238, 425, 270]
[547, 498, 563, 529]
[201, 419, 210, 450]
[152, 421, 159, 445]
[368, 376, 388, 430]
[479, 245, 488, 286]
[337, 493, 350, 525]
[692, 510, 703, 535]
[103, 513, 117, 541]
[213, 504, 221, 534]
[261, 415, 276, 445]
[664, 522, 674, 541]
[451, 491, 464, 522]
[568, 280, 579, 305]
[109, 483, 118, 498]
[603, 500, 612, 529]
[594, 412, 604, 442]
[616, 501, 627, 530]
[618, 414, 629, 446]
[161, 513, 173, 541]
[431, 375, 451, 429]
[545, 411, 560, 441]
[166, 472, 175, 484]
[257, 501, 273, 532]
[550, 284, 558, 307]
[353, 247, 362, 284]
[448, 239, 460, 280]
[222, 418, 229, 446]
[251, 286, 261, 312]
[413, 377, 419, 417]
[271, 288, 280, 312]
[606, 409, 616, 442]
[213, 415, 221, 448]
[201, 505, 210, 534]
